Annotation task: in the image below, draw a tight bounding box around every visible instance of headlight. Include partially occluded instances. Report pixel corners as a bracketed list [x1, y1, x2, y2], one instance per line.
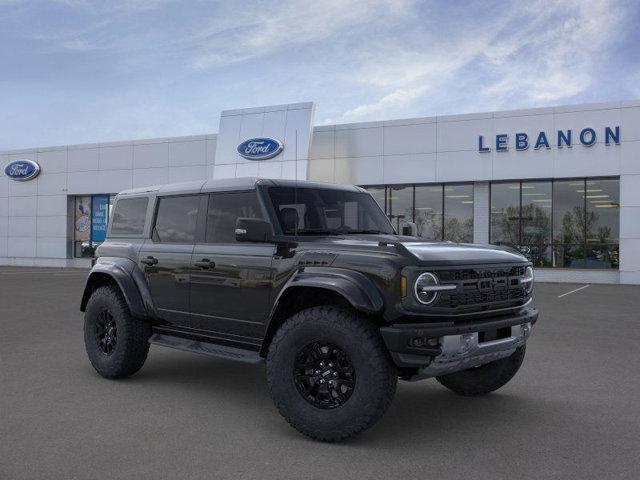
[523, 266, 534, 294]
[414, 272, 455, 305]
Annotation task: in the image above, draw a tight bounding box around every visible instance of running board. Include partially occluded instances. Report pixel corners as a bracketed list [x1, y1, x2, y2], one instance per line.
[149, 333, 264, 364]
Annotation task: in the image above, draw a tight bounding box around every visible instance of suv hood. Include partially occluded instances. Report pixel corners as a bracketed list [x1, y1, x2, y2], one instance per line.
[300, 234, 528, 266]
[399, 241, 527, 265]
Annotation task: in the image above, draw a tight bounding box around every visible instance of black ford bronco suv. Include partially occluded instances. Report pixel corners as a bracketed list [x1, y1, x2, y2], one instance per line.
[80, 178, 538, 441]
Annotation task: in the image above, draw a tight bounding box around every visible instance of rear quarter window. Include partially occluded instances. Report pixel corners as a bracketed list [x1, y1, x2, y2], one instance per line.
[110, 197, 149, 236]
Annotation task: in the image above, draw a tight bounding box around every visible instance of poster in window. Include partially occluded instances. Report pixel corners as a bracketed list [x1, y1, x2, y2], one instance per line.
[91, 195, 109, 242]
[75, 196, 91, 241]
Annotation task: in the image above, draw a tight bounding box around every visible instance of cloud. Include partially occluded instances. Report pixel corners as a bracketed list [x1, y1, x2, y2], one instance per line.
[334, 0, 626, 122]
[191, 0, 413, 70]
[338, 85, 429, 122]
[482, 0, 622, 104]
[337, 36, 494, 121]
[0, 0, 635, 149]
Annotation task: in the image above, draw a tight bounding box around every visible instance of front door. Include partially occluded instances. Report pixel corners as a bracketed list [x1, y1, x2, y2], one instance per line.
[188, 191, 275, 344]
[138, 194, 201, 326]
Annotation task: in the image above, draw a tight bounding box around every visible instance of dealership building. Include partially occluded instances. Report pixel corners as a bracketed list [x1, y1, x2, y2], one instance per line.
[1, 100, 639, 284]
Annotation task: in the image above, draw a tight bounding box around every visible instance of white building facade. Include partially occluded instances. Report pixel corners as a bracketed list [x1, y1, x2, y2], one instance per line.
[1, 100, 639, 284]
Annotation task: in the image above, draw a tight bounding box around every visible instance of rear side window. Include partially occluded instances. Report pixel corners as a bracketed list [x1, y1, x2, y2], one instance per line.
[110, 197, 148, 236]
[206, 192, 261, 243]
[154, 195, 200, 243]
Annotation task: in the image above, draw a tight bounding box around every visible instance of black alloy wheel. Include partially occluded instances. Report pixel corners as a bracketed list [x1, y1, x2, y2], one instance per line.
[293, 342, 356, 409]
[267, 305, 397, 441]
[84, 285, 151, 379]
[95, 308, 117, 355]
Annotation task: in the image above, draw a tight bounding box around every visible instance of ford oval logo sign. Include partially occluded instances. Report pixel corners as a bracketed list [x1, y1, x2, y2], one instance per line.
[237, 137, 283, 160]
[4, 159, 41, 181]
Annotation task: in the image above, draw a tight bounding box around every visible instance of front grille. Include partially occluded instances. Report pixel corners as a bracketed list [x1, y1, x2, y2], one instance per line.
[434, 266, 528, 310]
[437, 266, 526, 282]
[439, 287, 526, 308]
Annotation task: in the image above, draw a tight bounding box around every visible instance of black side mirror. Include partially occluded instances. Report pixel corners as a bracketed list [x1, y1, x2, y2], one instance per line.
[235, 218, 274, 243]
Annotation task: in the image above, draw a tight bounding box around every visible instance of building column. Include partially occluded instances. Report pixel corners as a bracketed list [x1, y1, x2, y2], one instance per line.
[619, 174, 640, 284]
[473, 181, 489, 244]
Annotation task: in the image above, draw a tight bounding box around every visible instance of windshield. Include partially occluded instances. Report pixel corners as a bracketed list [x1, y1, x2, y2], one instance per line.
[267, 186, 395, 235]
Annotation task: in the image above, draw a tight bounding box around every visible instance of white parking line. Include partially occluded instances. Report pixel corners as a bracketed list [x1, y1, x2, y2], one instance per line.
[557, 284, 590, 298]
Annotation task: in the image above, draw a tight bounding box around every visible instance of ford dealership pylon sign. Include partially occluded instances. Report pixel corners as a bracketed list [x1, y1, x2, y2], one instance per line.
[4, 159, 41, 181]
[237, 138, 283, 160]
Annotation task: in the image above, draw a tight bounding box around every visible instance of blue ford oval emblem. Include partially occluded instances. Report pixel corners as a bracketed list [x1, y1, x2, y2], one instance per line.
[4, 159, 41, 181]
[237, 137, 283, 160]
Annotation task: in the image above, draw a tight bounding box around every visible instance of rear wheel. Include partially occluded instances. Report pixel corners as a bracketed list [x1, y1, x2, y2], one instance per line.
[266, 305, 397, 442]
[84, 285, 151, 379]
[436, 345, 526, 396]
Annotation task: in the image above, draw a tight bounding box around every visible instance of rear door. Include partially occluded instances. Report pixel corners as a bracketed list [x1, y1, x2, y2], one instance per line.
[189, 191, 275, 343]
[138, 194, 201, 326]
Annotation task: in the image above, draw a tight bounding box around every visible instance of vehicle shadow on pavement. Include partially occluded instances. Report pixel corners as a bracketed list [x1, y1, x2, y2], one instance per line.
[118, 348, 568, 447]
[366, 387, 556, 446]
[122, 347, 272, 399]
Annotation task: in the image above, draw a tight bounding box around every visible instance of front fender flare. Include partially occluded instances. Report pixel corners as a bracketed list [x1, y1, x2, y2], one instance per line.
[80, 257, 152, 319]
[279, 267, 384, 314]
[260, 267, 384, 356]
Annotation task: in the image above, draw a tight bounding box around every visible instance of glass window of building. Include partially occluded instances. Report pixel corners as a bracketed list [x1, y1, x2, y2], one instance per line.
[521, 181, 552, 266]
[74, 194, 118, 258]
[584, 178, 619, 269]
[388, 185, 413, 232]
[365, 183, 474, 241]
[553, 180, 587, 268]
[414, 185, 443, 240]
[490, 177, 619, 269]
[153, 195, 200, 243]
[444, 184, 474, 243]
[490, 182, 521, 246]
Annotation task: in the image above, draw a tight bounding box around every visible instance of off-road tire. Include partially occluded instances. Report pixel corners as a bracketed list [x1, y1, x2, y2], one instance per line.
[266, 305, 397, 442]
[84, 285, 151, 379]
[436, 345, 526, 396]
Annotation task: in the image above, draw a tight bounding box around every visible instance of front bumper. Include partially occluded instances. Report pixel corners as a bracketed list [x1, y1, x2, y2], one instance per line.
[380, 307, 538, 377]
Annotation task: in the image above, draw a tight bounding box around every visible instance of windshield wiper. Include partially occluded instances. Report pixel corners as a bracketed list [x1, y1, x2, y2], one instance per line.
[343, 230, 387, 234]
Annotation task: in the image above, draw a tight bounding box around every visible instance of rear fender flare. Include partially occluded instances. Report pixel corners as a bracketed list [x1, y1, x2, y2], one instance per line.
[80, 257, 154, 319]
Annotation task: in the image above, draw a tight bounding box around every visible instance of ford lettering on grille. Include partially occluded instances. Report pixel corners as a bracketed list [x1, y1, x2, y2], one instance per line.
[435, 266, 528, 309]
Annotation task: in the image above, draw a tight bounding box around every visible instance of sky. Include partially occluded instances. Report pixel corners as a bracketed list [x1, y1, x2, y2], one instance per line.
[1, 0, 639, 150]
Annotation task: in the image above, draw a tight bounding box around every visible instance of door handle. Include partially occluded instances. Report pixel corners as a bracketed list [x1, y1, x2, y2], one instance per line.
[141, 256, 158, 266]
[194, 258, 214, 269]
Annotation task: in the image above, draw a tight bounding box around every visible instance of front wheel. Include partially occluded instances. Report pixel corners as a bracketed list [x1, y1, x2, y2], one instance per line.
[266, 306, 397, 442]
[436, 345, 526, 396]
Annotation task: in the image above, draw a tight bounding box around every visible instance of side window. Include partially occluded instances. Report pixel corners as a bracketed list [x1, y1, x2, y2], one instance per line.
[153, 195, 200, 243]
[206, 192, 262, 243]
[110, 197, 148, 236]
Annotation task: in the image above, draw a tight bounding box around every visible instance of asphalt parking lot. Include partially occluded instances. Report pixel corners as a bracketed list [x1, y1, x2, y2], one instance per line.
[1, 268, 639, 480]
